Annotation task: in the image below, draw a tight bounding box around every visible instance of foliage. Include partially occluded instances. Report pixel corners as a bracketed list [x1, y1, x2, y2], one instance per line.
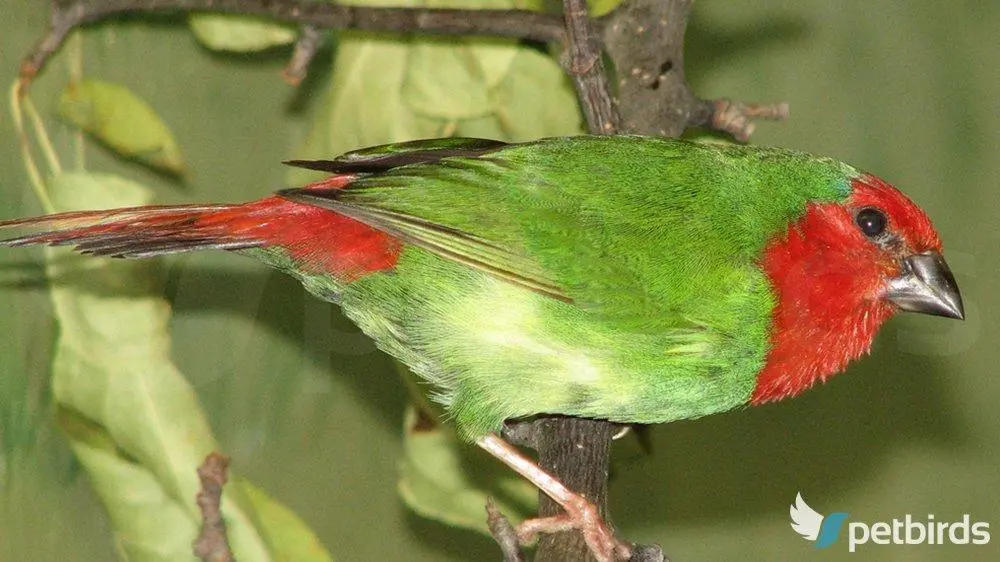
[7, 0, 581, 558]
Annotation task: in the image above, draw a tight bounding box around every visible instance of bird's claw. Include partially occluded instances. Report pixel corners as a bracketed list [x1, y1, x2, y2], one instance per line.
[515, 498, 633, 562]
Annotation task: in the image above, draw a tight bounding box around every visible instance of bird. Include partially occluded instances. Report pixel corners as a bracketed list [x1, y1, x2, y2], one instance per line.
[0, 135, 964, 561]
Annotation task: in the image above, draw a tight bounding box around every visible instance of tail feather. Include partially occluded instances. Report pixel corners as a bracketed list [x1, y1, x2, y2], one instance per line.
[0, 176, 402, 281]
[0, 204, 263, 258]
[72, 235, 261, 258]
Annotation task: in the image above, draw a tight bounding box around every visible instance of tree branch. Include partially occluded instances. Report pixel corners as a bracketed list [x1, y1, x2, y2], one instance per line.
[193, 452, 234, 562]
[486, 497, 527, 562]
[601, 0, 787, 138]
[562, 0, 618, 134]
[603, 0, 701, 137]
[705, 98, 791, 142]
[21, 2, 785, 137]
[532, 417, 620, 562]
[19, 0, 566, 89]
[282, 24, 324, 86]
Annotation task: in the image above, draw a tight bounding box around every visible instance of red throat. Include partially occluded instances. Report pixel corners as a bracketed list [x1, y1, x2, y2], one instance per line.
[749, 174, 939, 404]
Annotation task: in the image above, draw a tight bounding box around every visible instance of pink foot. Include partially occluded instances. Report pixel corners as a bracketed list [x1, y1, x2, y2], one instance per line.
[478, 434, 634, 562]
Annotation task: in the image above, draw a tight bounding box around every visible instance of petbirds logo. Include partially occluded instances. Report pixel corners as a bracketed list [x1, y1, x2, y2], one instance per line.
[790, 493, 991, 553]
[790, 493, 850, 548]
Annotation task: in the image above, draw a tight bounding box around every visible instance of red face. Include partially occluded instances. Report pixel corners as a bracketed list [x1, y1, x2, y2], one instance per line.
[845, 175, 946, 304]
[751, 174, 963, 404]
[847, 175, 961, 320]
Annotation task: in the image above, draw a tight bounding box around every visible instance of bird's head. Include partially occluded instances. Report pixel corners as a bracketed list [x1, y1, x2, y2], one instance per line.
[843, 175, 963, 320]
[751, 173, 964, 404]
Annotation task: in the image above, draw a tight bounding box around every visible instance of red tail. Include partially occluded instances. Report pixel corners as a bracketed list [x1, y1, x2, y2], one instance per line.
[0, 175, 401, 281]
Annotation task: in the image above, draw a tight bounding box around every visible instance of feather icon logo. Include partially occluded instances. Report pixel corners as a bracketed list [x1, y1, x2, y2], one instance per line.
[790, 493, 850, 548]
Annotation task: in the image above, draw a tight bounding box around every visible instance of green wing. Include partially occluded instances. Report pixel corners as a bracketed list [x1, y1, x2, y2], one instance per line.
[279, 188, 569, 302]
[282, 136, 571, 302]
[281, 136, 854, 329]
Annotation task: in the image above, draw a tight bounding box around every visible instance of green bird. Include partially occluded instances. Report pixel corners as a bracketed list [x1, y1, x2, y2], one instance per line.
[0, 136, 963, 561]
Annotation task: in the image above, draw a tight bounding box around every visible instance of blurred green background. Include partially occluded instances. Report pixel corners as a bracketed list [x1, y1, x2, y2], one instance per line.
[0, 1, 996, 560]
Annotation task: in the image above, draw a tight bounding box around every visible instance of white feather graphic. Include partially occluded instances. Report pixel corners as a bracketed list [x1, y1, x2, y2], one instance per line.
[789, 492, 824, 541]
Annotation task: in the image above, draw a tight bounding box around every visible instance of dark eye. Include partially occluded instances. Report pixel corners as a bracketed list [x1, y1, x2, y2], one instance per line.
[856, 207, 887, 238]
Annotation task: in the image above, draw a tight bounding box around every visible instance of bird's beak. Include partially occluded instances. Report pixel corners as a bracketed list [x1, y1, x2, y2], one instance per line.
[885, 252, 964, 320]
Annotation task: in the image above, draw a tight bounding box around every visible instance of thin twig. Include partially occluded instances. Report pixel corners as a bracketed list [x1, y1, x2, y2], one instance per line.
[282, 24, 324, 86]
[193, 452, 234, 562]
[562, 0, 618, 134]
[705, 98, 790, 142]
[9, 82, 55, 213]
[19, 0, 566, 91]
[486, 497, 527, 562]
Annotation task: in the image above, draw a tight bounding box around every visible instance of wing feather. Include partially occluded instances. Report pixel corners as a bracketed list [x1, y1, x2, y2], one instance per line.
[278, 188, 570, 302]
[283, 138, 507, 174]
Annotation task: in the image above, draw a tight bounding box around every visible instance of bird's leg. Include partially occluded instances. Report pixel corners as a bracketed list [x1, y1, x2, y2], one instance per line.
[476, 433, 633, 562]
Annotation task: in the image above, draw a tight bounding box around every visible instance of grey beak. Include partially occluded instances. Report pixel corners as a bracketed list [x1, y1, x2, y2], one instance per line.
[886, 252, 964, 320]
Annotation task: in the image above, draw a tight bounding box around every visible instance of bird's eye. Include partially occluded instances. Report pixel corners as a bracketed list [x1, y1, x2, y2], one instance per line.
[855, 207, 887, 238]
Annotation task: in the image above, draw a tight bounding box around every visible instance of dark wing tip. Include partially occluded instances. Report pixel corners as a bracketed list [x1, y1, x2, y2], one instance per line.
[276, 187, 342, 203]
[282, 160, 347, 173]
[283, 138, 510, 175]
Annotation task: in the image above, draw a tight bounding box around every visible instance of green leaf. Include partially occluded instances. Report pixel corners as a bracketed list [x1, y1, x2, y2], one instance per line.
[488, 48, 584, 140]
[59, 407, 199, 561]
[236, 481, 335, 562]
[42, 171, 331, 561]
[289, 0, 583, 185]
[587, 0, 622, 17]
[398, 406, 536, 536]
[58, 81, 185, 174]
[453, 115, 507, 140]
[287, 34, 445, 185]
[189, 14, 299, 52]
[403, 40, 495, 120]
